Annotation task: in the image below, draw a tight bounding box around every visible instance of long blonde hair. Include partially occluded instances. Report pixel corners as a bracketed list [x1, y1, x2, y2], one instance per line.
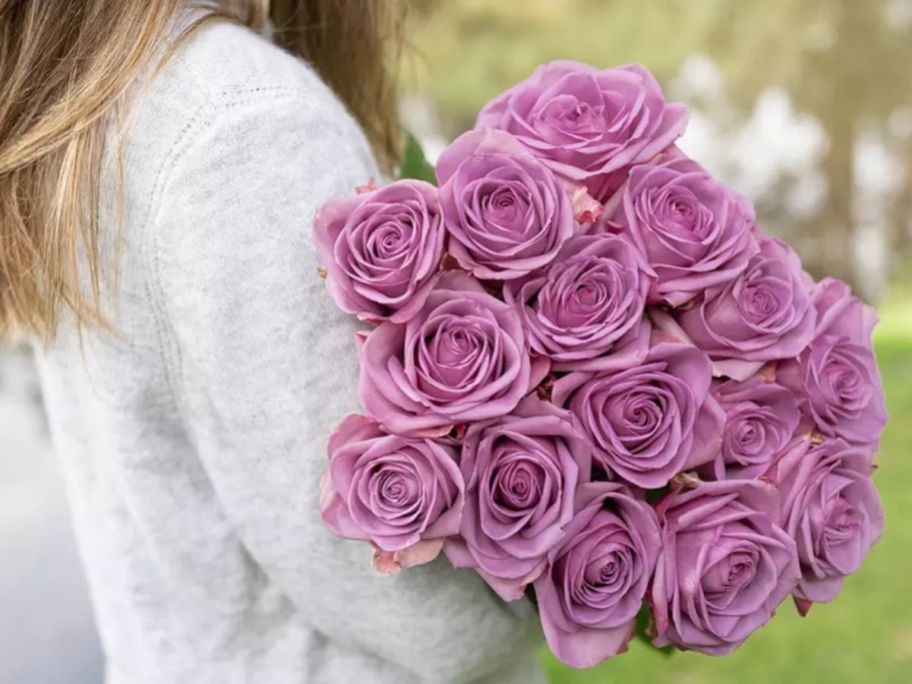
[0, 0, 404, 341]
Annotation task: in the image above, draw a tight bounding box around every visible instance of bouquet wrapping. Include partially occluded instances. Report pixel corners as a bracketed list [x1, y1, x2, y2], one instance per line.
[314, 60, 886, 668]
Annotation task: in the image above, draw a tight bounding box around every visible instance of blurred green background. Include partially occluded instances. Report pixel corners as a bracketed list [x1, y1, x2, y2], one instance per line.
[1, 2, 909, 682]
[400, 1, 912, 682]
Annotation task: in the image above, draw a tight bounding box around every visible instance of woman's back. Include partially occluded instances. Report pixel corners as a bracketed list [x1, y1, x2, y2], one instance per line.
[35, 19, 543, 684]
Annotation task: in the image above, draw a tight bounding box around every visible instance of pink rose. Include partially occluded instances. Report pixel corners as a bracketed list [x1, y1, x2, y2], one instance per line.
[701, 378, 801, 481]
[320, 415, 464, 574]
[445, 397, 591, 600]
[504, 234, 653, 372]
[477, 61, 688, 200]
[313, 180, 445, 323]
[606, 157, 758, 307]
[553, 342, 725, 488]
[770, 438, 884, 606]
[651, 480, 801, 654]
[359, 271, 546, 436]
[671, 236, 817, 380]
[777, 278, 887, 446]
[534, 482, 661, 668]
[436, 129, 576, 280]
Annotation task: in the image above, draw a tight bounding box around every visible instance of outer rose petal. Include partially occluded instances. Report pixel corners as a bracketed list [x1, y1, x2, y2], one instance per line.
[539, 612, 635, 669]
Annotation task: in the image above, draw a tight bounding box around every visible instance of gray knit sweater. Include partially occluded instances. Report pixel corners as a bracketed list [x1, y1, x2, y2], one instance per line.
[34, 19, 544, 684]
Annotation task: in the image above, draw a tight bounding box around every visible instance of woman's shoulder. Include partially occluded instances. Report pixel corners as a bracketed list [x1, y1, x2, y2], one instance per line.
[119, 17, 371, 201]
[114, 16, 376, 247]
[169, 19, 335, 106]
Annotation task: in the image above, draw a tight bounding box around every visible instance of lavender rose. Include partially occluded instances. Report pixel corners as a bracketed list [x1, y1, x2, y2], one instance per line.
[771, 438, 884, 606]
[476, 60, 688, 200]
[671, 236, 817, 380]
[534, 482, 661, 668]
[320, 415, 464, 574]
[436, 128, 576, 280]
[701, 378, 801, 480]
[651, 480, 801, 654]
[553, 342, 725, 488]
[445, 397, 591, 600]
[313, 180, 445, 323]
[359, 271, 545, 436]
[504, 234, 653, 372]
[777, 278, 887, 446]
[606, 157, 758, 307]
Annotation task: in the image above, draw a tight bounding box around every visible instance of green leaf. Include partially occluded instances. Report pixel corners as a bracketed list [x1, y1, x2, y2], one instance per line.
[398, 131, 438, 185]
[635, 604, 676, 658]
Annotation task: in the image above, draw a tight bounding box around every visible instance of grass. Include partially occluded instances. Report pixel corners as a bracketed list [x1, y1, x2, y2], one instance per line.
[544, 291, 912, 684]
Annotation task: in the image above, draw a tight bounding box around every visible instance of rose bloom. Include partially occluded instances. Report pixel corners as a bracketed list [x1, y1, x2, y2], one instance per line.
[476, 60, 688, 200]
[436, 128, 575, 280]
[672, 236, 817, 380]
[359, 271, 546, 436]
[534, 482, 661, 668]
[504, 234, 653, 372]
[651, 480, 801, 655]
[313, 179, 445, 323]
[770, 438, 884, 606]
[553, 342, 725, 488]
[445, 397, 591, 600]
[777, 278, 887, 446]
[320, 415, 464, 574]
[700, 378, 801, 481]
[606, 157, 758, 307]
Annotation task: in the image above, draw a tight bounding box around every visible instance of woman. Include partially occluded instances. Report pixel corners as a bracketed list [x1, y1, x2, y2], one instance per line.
[0, 2, 544, 682]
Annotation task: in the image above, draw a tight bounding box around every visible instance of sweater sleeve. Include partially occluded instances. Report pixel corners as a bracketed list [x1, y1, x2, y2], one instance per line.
[151, 90, 543, 683]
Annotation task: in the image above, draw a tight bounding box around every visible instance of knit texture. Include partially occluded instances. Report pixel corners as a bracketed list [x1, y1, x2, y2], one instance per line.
[34, 19, 544, 684]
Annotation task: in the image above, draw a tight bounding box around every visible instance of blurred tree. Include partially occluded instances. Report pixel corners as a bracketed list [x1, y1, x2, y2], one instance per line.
[405, 0, 912, 296]
[701, 0, 912, 290]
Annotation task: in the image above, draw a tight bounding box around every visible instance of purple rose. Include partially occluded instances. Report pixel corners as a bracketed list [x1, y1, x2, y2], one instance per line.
[553, 342, 725, 488]
[359, 271, 546, 436]
[771, 438, 884, 606]
[313, 180, 445, 323]
[504, 234, 653, 372]
[445, 397, 591, 600]
[777, 278, 887, 446]
[436, 129, 576, 280]
[476, 61, 688, 200]
[669, 236, 817, 380]
[606, 157, 758, 307]
[651, 480, 800, 655]
[534, 482, 661, 668]
[701, 378, 801, 480]
[320, 415, 464, 574]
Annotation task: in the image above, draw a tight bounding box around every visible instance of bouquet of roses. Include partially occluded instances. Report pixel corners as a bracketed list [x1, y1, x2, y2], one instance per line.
[313, 61, 886, 668]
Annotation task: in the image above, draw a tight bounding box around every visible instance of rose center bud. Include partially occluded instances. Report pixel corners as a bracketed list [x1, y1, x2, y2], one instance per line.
[650, 187, 712, 239]
[375, 223, 408, 256]
[542, 258, 625, 329]
[483, 186, 523, 225]
[491, 452, 545, 511]
[728, 413, 770, 461]
[702, 546, 759, 599]
[586, 551, 623, 589]
[613, 390, 663, 438]
[364, 209, 415, 262]
[575, 526, 635, 604]
[573, 281, 603, 309]
[822, 346, 871, 410]
[743, 284, 778, 318]
[476, 180, 532, 237]
[422, 320, 489, 386]
[370, 464, 421, 519]
[534, 93, 601, 136]
[823, 495, 861, 545]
